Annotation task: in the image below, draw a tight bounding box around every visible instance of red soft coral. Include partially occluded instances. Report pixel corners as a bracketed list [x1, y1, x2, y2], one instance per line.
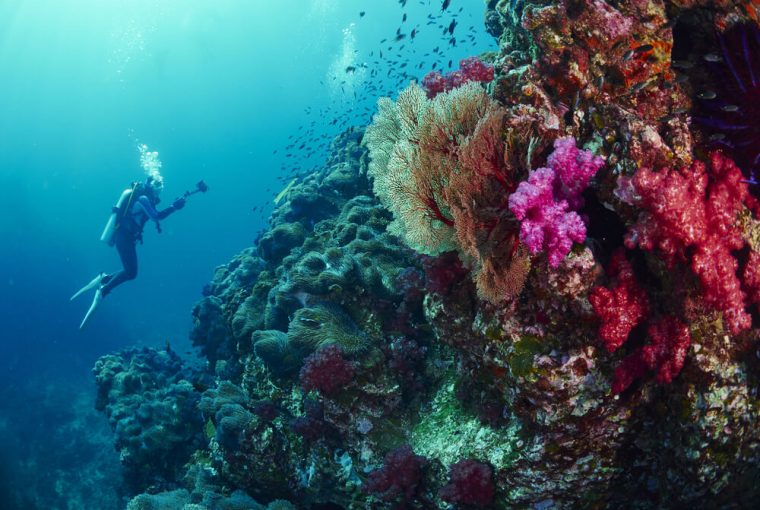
[589, 249, 649, 353]
[625, 151, 752, 334]
[438, 459, 495, 507]
[299, 344, 354, 396]
[612, 315, 691, 393]
[363, 444, 427, 504]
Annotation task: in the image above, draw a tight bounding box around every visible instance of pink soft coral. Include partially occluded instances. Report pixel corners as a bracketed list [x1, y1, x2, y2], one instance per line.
[624, 151, 751, 334]
[508, 137, 603, 267]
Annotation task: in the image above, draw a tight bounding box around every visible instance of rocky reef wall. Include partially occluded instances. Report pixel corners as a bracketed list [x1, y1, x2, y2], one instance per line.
[95, 2, 760, 508]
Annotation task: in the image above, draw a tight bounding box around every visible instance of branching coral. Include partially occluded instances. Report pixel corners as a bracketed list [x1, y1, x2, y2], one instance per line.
[590, 249, 693, 392]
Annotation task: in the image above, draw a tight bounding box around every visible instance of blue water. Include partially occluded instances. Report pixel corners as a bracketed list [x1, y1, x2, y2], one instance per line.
[0, 1, 494, 507]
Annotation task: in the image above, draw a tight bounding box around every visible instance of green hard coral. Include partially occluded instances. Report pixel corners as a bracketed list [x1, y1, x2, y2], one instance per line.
[252, 330, 301, 375]
[287, 303, 370, 355]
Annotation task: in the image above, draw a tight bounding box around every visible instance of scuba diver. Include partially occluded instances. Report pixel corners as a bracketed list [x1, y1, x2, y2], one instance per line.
[71, 176, 207, 329]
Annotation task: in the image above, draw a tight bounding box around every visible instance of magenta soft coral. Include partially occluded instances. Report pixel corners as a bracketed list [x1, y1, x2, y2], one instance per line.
[624, 151, 751, 334]
[422, 56, 494, 98]
[508, 137, 603, 267]
[589, 249, 649, 353]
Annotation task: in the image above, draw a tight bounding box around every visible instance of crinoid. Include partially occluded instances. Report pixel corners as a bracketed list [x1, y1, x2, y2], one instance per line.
[695, 22, 760, 181]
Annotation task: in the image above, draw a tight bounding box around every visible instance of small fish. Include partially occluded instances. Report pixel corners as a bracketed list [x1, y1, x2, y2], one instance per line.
[395, 33, 406, 41]
[442, 0, 451, 11]
[345, 65, 356, 73]
[623, 49, 635, 60]
[703, 53, 722, 63]
[709, 133, 726, 141]
[410, 28, 416, 39]
[448, 20, 457, 34]
[274, 178, 297, 204]
[721, 104, 739, 112]
[402, 13, 407, 22]
[671, 60, 694, 70]
[631, 81, 649, 93]
[635, 43, 654, 53]
[697, 91, 717, 100]
[359, 11, 365, 17]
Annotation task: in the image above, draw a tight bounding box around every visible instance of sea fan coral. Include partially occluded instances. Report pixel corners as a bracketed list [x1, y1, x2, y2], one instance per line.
[364, 82, 529, 302]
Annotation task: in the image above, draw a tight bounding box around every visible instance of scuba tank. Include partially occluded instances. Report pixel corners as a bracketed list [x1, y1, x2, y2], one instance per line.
[100, 183, 138, 246]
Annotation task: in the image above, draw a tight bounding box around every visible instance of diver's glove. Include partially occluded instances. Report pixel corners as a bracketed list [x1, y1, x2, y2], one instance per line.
[172, 197, 186, 210]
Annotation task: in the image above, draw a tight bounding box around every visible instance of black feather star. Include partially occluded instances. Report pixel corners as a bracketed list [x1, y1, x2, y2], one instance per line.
[695, 23, 760, 182]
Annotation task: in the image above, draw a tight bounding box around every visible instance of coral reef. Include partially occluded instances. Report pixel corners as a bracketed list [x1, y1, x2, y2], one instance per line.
[93, 347, 206, 493]
[96, 2, 760, 509]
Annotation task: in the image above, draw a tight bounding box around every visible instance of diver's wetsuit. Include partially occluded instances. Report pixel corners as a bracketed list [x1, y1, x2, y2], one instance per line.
[101, 192, 179, 296]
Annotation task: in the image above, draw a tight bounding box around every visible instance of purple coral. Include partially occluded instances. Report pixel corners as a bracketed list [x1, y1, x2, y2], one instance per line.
[508, 137, 603, 267]
[438, 459, 495, 507]
[363, 444, 427, 504]
[290, 399, 331, 442]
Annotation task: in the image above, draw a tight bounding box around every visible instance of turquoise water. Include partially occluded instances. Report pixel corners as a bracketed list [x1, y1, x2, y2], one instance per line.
[0, 1, 494, 508]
